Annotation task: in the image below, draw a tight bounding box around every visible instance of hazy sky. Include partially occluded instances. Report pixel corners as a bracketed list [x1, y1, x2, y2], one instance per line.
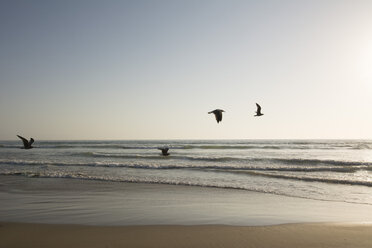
[1, 0, 372, 140]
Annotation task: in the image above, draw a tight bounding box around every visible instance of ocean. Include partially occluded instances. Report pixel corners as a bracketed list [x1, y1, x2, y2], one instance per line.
[1, 139, 372, 206]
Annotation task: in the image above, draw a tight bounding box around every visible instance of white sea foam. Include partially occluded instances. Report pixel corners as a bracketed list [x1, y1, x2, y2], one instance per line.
[1, 140, 372, 204]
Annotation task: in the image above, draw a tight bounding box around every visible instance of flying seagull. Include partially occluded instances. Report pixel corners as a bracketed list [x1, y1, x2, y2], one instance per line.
[158, 147, 170, 156]
[254, 103, 264, 117]
[208, 109, 225, 123]
[17, 135, 34, 149]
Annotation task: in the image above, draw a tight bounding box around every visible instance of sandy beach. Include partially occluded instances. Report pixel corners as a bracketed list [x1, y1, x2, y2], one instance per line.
[2, 175, 372, 226]
[1, 175, 372, 247]
[1, 222, 372, 248]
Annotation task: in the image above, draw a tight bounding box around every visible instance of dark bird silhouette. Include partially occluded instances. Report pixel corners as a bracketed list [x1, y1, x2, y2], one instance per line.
[17, 135, 34, 149]
[208, 109, 225, 123]
[254, 103, 264, 117]
[158, 147, 170, 156]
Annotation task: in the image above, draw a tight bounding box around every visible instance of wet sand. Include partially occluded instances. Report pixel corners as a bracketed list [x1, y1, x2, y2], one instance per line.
[1, 222, 372, 248]
[2, 175, 372, 247]
[2, 176, 372, 226]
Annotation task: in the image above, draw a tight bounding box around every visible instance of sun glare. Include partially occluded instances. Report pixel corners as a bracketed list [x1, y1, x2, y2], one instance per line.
[357, 44, 372, 84]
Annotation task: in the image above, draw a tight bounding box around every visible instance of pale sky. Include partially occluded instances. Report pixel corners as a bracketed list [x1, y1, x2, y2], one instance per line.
[1, 0, 372, 140]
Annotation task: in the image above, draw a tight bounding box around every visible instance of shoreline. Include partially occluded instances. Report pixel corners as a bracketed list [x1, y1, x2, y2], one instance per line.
[2, 175, 372, 247]
[2, 175, 372, 226]
[1, 222, 372, 248]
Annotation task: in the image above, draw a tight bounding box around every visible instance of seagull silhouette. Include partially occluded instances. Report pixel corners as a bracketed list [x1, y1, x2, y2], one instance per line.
[158, 147, 170, 156]
[208, 109, 225, 123]
[17, 135, 34, 149]
[254, 103, 264, 117]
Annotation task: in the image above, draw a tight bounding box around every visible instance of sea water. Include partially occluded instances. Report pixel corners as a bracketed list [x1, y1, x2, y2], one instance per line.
[1, 140, 372, 205]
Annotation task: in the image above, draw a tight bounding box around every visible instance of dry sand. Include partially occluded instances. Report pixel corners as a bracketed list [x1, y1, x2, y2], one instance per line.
[1, 222, 372, 248]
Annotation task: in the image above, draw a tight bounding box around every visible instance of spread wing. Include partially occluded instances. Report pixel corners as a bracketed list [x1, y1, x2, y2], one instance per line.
[29, 138, 34, 146]
[17, 135, 29, 147]
[256, 103, 261, 114]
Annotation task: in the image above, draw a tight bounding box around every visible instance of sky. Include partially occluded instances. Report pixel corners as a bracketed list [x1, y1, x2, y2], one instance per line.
[1, 0, 372, 140]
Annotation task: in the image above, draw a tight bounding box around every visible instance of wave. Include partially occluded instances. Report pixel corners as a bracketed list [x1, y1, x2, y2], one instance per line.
[0, 171, 271, 192]
[73, 152, 244, 162]
[0, 159, 363, 173]
[181, 144, 351, 150]
[2, 170, 372, 206]
[1, 156, 372, 168]
[268, 158, 372, 166]
[183, 145, 284, 150]
[1, 141, 372, 150]
[70, 152, 372, 167]
[69, 142, 372, 150]
[46, 144, 128, 149]
[49, 144, 287, 150]
[242, 171, 372, 187]
[352, 143, 372, 150]
[0, 145, 20, 148]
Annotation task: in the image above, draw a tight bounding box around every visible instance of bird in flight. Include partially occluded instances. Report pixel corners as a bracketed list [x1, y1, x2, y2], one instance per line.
[208, 109, 225, 123]
[158, 147, 170, 156]
[17, 135, 34, 149]
[254, 103, 264, 117]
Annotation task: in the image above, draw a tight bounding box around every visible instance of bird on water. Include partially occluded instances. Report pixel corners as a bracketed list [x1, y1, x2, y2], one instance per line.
[254, 103, 264, 117]
[208, 109, 225, 123]
[17, 135, 34, 149]
[158, 147, 170, 156]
